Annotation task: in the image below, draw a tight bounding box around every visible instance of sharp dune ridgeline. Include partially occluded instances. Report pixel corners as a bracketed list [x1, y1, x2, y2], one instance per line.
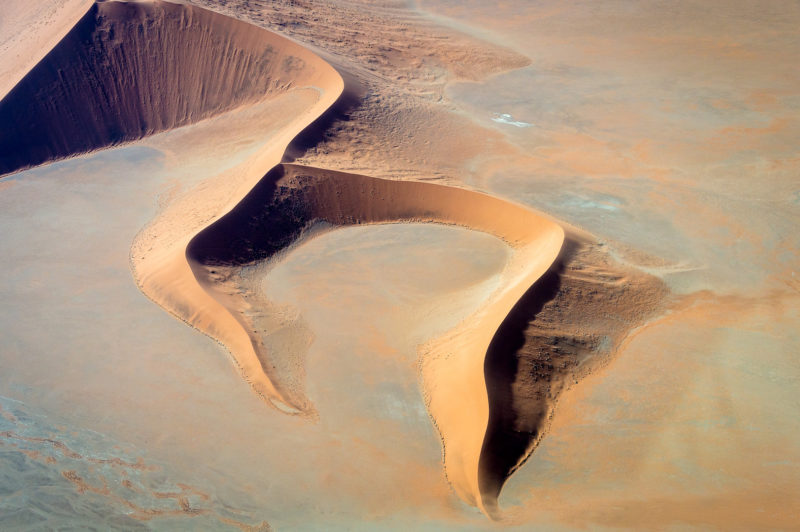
[0, 0, 668, 518]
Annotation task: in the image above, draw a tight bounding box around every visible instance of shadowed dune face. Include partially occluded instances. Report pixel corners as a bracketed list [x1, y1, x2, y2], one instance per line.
[0, 0, 322, 176]
[479, 238, 669, 512]
[188, 163, 559, 266]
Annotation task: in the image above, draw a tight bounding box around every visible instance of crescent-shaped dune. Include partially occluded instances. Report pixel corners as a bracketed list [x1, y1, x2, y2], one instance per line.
[0, 0, 668, 519]
[185, 163, 564, 514]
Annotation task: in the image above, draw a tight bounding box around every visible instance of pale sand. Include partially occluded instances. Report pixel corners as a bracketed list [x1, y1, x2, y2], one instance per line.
[0, 0, 92, 100]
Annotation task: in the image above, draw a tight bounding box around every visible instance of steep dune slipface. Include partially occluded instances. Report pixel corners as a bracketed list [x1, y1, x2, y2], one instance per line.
[478, 235, 669, 514]
[0, 0, 326, 175]
[187, 163, 565, 514]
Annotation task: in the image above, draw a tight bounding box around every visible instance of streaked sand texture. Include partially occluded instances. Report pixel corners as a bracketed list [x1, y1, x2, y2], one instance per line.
[1, 0, 797, 528]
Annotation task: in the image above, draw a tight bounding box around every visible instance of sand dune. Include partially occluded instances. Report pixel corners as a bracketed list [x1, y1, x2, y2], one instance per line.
[0, 0, 334, 175]
[124, 1, 344, 418]
[186, 163, 564, 513]
[478, 233, 669, 513]
[185, 163, 667, 514]
[2, 0, 797, 528]
[0, 0, 667, 519]
[15, 2, 569, 512]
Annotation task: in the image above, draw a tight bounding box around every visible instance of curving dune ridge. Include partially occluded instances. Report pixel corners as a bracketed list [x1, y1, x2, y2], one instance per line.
[187, 163, 564, 515]
[0, 0, 668, 520]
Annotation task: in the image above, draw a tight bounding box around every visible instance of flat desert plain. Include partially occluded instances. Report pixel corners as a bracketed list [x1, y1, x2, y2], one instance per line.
[0, 0, 798, 530]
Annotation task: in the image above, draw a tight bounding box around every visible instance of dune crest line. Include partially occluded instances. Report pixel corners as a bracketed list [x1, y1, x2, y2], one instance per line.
[0, 0, 566, 516]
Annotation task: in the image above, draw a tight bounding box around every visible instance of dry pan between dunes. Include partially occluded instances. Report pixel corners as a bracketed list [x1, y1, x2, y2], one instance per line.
[0, 0, 667, 518]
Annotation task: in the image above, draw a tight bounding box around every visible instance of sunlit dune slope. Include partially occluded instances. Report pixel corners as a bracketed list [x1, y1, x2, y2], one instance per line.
[124, 1, 343, 425]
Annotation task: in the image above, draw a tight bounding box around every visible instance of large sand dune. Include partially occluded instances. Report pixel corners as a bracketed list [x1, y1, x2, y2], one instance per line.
[0, 0, 332, 175]
[0, 0, 567, 512]
[0, 0, 672, 520]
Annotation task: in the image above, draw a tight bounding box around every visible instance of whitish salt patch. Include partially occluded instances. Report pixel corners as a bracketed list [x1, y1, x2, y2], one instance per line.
[492, 112, 532, 128]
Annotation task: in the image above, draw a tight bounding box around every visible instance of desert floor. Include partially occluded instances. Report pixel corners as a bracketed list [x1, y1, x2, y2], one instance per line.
[0, 0, 798, 530]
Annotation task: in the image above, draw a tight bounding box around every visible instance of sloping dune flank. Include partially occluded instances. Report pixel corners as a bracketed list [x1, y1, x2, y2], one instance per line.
[0, 0, 319, 175]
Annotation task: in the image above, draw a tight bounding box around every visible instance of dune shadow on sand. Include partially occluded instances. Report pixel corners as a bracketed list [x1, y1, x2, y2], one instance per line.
[480, 241, 572, 512]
